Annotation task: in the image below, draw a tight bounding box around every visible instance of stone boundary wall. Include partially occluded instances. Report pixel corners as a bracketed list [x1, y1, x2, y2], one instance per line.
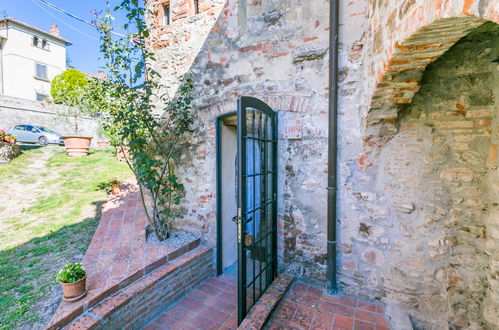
[0, 95, 100, 144]
[58, 246, 213, 329]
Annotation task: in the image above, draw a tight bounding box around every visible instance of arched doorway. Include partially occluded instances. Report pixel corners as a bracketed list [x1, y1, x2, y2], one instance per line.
[216, 97, 278, 324]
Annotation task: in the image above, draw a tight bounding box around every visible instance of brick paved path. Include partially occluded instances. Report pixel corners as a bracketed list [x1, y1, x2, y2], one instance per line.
[269, 281, 390, 330]
[145, 274, 390, 330]
[50, 178, 200, 328]
[145, 274, 239, 330]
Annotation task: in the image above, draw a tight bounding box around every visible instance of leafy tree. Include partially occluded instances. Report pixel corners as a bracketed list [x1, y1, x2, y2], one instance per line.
[92, 3, 194, 241]
[51, 69, 88, 106]
[51, 69, 91, 134]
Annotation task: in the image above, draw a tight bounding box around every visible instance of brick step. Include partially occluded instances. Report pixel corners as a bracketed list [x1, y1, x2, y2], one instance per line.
[47, 239, 206, 330]
[53, 246, 213, 330]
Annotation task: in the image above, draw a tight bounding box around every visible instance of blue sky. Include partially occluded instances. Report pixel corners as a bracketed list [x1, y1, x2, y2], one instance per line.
[1, 0, 129, 75]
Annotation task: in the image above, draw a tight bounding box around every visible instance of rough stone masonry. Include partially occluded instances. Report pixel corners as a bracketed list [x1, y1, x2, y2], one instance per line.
[144, 0, 499, 328]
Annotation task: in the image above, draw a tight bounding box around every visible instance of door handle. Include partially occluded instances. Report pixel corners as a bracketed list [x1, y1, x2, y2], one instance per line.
[233, 215, 253, 223]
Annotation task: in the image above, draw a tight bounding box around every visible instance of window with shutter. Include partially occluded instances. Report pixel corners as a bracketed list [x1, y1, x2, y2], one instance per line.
[36, 93, 49, 101]
[35, 63, 48, 80]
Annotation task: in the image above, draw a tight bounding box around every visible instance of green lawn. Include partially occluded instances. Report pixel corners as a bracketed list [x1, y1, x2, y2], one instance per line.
[0, 146, 132, 329]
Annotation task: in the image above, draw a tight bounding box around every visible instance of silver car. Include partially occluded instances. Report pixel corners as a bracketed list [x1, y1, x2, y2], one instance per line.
[8, 125, 64, 146]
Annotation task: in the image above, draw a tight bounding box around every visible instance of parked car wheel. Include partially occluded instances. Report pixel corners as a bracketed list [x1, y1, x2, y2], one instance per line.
[38, 136, 48, 146]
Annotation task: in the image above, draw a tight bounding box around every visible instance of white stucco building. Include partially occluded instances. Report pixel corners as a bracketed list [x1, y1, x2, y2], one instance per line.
[0, 18, 71, 101]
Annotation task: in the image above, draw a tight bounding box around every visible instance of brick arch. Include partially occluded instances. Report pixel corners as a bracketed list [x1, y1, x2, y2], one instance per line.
[365, 0, 499, 148]
[366, 16, 486, 138]
[198, 93, 313, 122]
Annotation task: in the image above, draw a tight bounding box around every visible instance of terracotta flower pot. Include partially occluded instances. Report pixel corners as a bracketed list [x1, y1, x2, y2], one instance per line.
[60, 274, 87, 302]
[97, 141, 109, 149]
[4, 136, 15, 144]
[62, 136, 93, 157]
[111, 185, 121, 195]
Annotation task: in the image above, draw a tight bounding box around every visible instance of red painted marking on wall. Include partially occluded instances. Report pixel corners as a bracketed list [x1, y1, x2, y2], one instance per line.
[303, 37, 318, 42]
[349, 11, 367, 17]
[268, 52, 289, 58]
[463, 0, 474, 15]
[377, 67, 384, 82]
[435, 0, 442, 17]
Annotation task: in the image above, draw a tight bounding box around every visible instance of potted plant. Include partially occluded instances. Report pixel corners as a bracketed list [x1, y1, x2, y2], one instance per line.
[56, 262, 87, 302]
[95, 121, 110, 149]
[0, 130, 17, 145]
[5, 134, 17, 144]
[51, 69, 94, 157]
[109, 178, 122, 195]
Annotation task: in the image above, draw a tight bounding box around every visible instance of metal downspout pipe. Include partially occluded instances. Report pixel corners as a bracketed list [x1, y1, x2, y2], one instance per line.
[327, 0, 340, 294]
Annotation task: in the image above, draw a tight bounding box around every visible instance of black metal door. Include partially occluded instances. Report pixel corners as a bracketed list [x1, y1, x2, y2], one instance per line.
[237, 97, 278, 324]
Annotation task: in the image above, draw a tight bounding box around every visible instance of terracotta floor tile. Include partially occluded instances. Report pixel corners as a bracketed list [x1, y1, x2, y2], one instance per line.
[311, 310, 334, 330]
[292, 283, 310, 295]
[332, 314, 354, 330]
[274, 301, 298, 323]
[291, 305, 314, 328]
[188, 314, 222, 329]
[375, 326, 390, 330]
[201, 306, 232, 324]
[222, 314, 238, 328]
[307, 286, 324, 299]
[354, 319, 375, 330]
[268, 321, 299, 330]
[354, 310, 389, 327]
[339, 296, 357, 307]
[318, 300, 355, 317]
[357, 300, 377, 313]
[198, 282, 222, 296]
[207, 298, 236, 314]
[179, 296, 206, 312]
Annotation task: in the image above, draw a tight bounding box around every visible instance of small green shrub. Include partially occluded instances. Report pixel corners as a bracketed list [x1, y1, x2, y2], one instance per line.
[56, 262, 86, 284]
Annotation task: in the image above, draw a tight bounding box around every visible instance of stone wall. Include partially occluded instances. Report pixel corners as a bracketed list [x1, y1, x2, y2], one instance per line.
[146, 0, 331, 283]
[145, 0, 499, 328]
[0, 95, 100, 143]
[391, 24, 498, 328]
[341, 21, 499, 329]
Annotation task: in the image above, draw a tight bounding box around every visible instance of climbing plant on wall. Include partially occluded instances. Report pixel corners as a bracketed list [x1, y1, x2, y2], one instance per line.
[93, 2, 194, 241]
